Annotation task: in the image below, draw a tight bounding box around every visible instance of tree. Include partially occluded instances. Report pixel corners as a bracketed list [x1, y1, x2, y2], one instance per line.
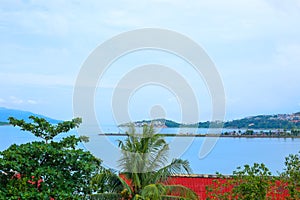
[8, 116, 82, 143]
[281, 151, 300, 199]
[231, 163, 273, 199]
[291, 129, 300, 136]
[0, 116, 101, 199]
[206, 163, 273, 200]
[91, 168, 124, 194]
[90, 168, 125, 199]
[118, 124, 198, 200]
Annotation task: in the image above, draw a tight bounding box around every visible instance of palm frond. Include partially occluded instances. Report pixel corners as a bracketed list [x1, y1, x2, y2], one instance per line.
[163, 184, 199, 200]
[141, 183, 166, 200]
[91, 168, 124, 193]
[118, 124, 196, 199]
[155, 159, 192, 183]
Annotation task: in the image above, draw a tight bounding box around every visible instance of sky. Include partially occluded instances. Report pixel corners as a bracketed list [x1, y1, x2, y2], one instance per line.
[0, 0, 300, 125]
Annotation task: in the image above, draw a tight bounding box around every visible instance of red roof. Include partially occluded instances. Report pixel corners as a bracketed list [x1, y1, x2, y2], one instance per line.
[167, 175, 290, 199]
[120, 174, 291, 199]
[167, 176, 225, 199]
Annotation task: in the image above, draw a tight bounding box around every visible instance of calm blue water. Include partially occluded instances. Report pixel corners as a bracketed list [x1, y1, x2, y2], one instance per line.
[0, 126, 299, 175]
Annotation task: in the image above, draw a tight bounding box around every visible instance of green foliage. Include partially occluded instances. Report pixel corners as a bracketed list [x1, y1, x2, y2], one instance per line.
[206, 153, 300, 199]
[163, 184, 199, 200]
[206, 163, 273, 200]
[118, 124, 170, 174]
[164, 120, 181, 128]
[231, 163, 272, 199]
[291, 129, 300, 136]
[223, 115, 300, 129]
[245, 129, 254, 135]
[0, 121, 9, 126]
[139, 183, 199, 200]
[120, 119, 181, 128]
[91, 168, 124, 194]
[141, 183, 166, 200]
[90, 193, 122, 200]
[118, 124, 198, 200]
[281, 151, 300, 199]
[0, 116, 101, 199]
[8, 116, 82, 143]
[120, 113, 300, 129]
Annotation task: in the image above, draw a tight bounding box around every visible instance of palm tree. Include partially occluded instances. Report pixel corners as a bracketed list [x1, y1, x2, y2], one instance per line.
[118, 124, 198, 200]
[91, 167, 124, 194]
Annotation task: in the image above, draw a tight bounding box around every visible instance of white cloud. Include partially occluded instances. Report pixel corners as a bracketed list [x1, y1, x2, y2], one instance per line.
[6, 96, 39, 105]
[27, 100, 37, 105]
[0, 72, 74, 87]
[10, 96, 23, 105]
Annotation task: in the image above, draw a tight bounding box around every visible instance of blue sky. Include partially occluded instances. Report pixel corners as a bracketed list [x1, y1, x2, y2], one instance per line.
[1, 0, 300, 125]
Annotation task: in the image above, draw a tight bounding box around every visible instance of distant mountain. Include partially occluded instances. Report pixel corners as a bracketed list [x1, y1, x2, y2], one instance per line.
[0, 107, 61, 124]
[119, 112, 300, 129]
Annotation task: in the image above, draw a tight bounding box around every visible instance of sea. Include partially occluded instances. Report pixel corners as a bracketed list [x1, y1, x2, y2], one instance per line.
[0, 125, 299, 175]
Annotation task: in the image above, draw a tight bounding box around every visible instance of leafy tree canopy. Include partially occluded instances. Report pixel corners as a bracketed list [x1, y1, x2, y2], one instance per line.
[281, 151, 300, 199]
[206, 163, 273, 200]
[0, 116, 101, 199]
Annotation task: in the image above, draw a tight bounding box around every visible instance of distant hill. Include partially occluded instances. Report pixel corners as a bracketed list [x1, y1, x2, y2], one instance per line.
[0, 121, 9, 126]
[222, 113, 300, 129]
[119, 112, 300, 129]
[0, 107, 61, 124]
[119, 119, 181, 128]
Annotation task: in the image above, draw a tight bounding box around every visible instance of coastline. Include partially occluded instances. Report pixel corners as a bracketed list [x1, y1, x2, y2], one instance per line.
[0, 123, 9, 126]
[98, 133, 300, 138]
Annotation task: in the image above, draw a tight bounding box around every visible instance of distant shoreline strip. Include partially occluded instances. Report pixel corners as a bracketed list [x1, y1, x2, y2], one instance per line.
[98, 133, 300, 138]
